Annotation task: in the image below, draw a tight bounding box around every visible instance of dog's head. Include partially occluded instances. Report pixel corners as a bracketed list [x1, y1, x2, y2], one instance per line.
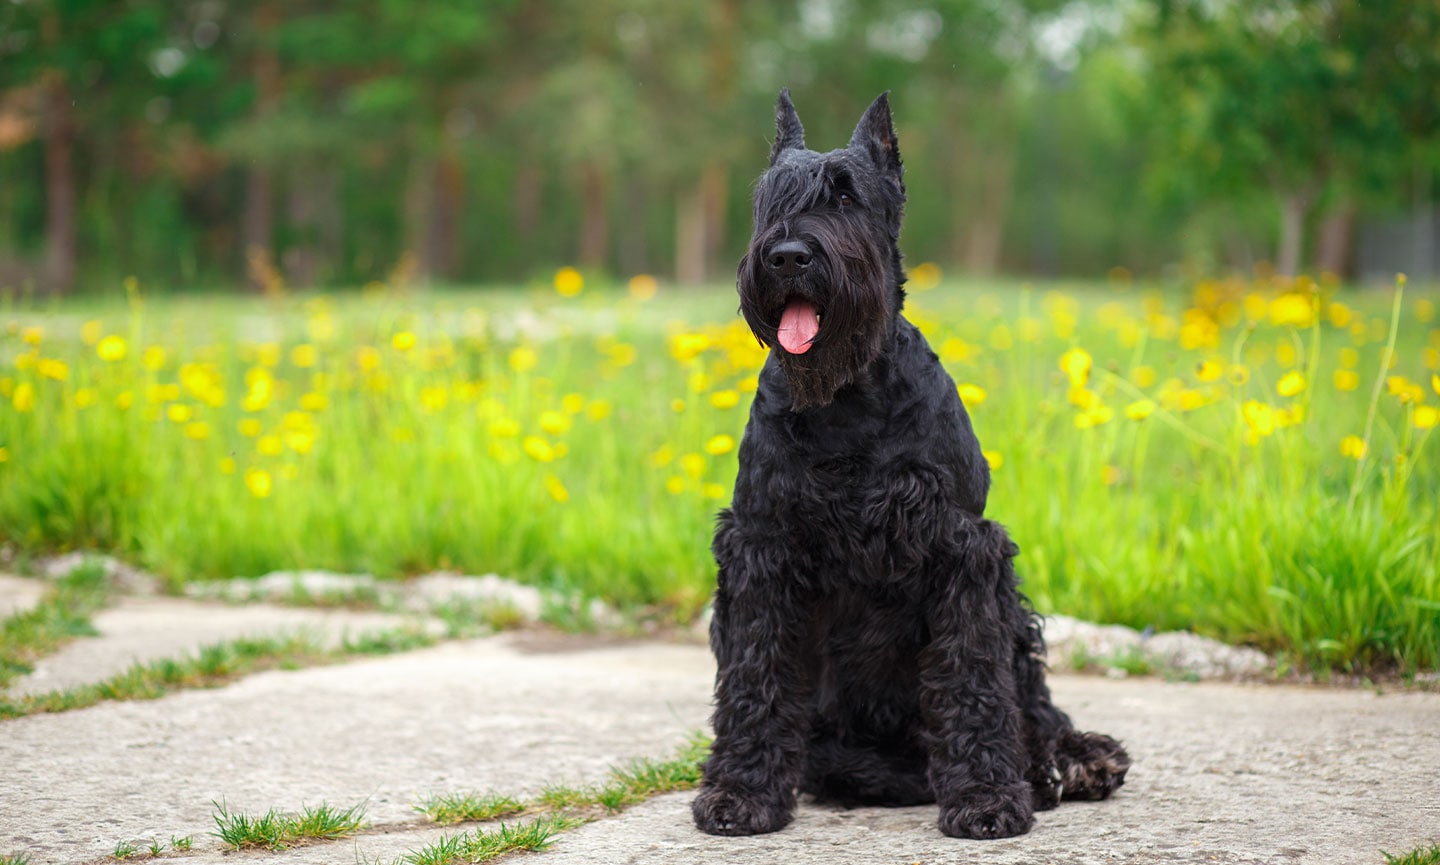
[738, 89, 908, 411]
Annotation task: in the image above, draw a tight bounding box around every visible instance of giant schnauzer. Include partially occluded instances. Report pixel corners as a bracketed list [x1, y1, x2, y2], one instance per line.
[692, 90, 1130, 841]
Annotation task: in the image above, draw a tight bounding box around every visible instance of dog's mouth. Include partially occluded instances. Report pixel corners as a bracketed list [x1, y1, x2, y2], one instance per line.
[777, 298, 821, 354]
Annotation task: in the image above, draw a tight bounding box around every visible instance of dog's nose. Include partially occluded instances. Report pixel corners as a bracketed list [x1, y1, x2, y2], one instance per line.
[765, 240, 813, 277]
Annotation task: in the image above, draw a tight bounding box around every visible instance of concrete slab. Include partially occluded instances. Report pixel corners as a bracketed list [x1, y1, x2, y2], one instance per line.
[0, 572, 47, 619]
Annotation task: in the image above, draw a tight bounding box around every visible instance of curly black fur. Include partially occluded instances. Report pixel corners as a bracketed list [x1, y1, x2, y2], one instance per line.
[692, 90, 1130, 840]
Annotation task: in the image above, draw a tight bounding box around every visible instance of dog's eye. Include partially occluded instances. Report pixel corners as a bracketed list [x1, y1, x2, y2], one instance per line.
[837, 192, 853, 207]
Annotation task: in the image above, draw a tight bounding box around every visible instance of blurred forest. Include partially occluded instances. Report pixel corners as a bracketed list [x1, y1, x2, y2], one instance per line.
[1, 0, 1438, 294]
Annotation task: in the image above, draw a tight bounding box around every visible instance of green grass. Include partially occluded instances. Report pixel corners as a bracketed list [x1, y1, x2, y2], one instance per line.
[1387, 844, 1440, 865]
[400, 816, 585, 865]
[0, 855, 31, 865]
[2, 277, 1438, 674]
[415, 792, 524, 825]
[0, 628, 435, 719]
[0, 561, 111, 688]
[211, 799, 368, 850]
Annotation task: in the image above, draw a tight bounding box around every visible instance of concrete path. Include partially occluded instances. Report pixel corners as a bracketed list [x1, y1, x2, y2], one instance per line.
[2, 574, 1438, 865]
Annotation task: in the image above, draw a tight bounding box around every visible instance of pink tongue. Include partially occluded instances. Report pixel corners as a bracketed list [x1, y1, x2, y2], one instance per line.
[778, 300, 820, 354]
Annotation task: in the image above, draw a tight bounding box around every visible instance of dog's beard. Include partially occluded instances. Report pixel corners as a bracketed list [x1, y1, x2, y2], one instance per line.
[738, 229, 890, 411]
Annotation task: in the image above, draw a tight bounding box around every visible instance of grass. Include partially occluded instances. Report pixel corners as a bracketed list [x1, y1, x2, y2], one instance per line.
[415, 792, 524, 825]
[0, 627, 432, 719]
[0, 856, 30, 865]
[1387, 844, 1440, 865]
[400, 815, 585, 865]
[0, 561, 111, 688]
[211, 799, 368, 850]
[2, 274, 1438, 674]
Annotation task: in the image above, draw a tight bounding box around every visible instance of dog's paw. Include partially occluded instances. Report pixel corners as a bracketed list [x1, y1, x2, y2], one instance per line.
[1030, 760, 1063, 812]
[1058, 730, 1131, 801]
[692, 785, 794, 836]
[937, 784, 1035, 839]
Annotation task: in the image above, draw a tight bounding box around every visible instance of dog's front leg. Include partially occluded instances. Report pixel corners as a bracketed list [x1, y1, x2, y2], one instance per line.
[918, 517, 1035, 839]
[693, 532, 812, 836]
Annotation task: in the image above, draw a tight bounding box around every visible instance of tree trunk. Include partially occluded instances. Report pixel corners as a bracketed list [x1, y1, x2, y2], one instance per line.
[283, 172, 316, 289]
[675, 174, 707, 285]
[619, 173, 648, 277]
[432, 147, 464, 280]
[243, 3, 281, 291]
[41, 69, 76, 295]
[1275, 191, 1311, 278]
[578, 160, 608, 270]
[700, 160, 728, 282]
[403, 152, 437, 284]
[1315, 200, 1355, 279]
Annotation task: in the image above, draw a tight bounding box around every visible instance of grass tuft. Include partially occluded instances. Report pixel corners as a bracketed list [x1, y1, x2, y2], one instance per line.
[1386, 844, 1440, 865]
[401, 815, 585, 865]
[211, 799, 367, 850]
[416, 791, 524, 825]
[0, 855, 32, 865]
[0, 561, 110, 689]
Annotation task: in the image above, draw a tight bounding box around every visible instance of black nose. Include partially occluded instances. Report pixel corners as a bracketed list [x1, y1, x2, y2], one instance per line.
[765, 240, 812, 277]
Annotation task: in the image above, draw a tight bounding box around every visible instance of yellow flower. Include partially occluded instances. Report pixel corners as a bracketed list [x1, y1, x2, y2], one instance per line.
[356, 346, 382, 372]
[983, 449, 1003, 471]
[291, 344, 319, 368]
[909, 261, 942, 291]
[705, 434, 736, 456]
[21, 326, 43, 345]
[522, 436, 555, 462]
[166, 403, 193, 424]
[1059, 347, 1091, 388]
[554, 266, 584, 297]
[627, 274, 658, 300]
[1339, 435, 1368, 460]
[38, 358, 69, 381]
[680, 453, 706, 478]
[665, 476, 686, 495]
[1268, 293, 1314, 327]
[1387, 376, 1424, 404]
[1130, 366, 1157, 388]
[419, 386, 449, 413]
[239, 419, 262, 437]
[1333, 369, 1360, 392]
[670, 332, 710, 363]
[219, 457, 237, 475]
[1339, 347, 1360, 369]
[539, 410, 572, 436]
[561, 393, 587, 414]
[1195, 359, 1223, 382]
[392, 331, 417, 352]
[487, 417, 520, 438]
[957, 383, 987, 406]
[1242, 400, 1276, 439]
[142, 346, 167, 371]
[244, 468, 273, 499]
[710, 389, 741, 409]
[586, 399, 612, 421]
[97, 335, 128, 362]
[1074, 403, 1114, 429]
[671, 398, 686, 413]
[1276, 371, 1306, 398]
[185, 421, 210, 440]
[285, 430, 316, 454]
[74, 387, 97, 409]
[649, 444, 675, 468]
[703, 483, 728, 500]
[543, 474, 570, 503]
[1433, 373, 1440, 396]
[1415, 405, 1439, 430]
[115, 390, 134, 410]
[257, 435, 283, 456]
[1125, 400, 1156, 421]
[1227, 364, 1250, 386]
[299, 392, 328, 412]
[508, 345, 537, 373]
[0, 446, 8, 463]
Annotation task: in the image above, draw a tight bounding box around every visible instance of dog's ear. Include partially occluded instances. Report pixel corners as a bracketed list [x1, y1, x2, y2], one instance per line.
[770, 88, 806, 165]
[849, 92, 902, 180]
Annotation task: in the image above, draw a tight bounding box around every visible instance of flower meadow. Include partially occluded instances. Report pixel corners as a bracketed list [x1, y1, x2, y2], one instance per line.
[1, 269, 1437, 673]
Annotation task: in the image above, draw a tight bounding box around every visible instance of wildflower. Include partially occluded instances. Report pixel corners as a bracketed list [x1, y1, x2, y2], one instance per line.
[1242, 400, 1276, 441]
[1195, 359, 1223, 382]
[219, 457, 236, 475]
[1433, 373, 1440, 396]
[983, 449, 1003, 471]
[586, 399, 612, 421]
[939, 337, 978, 364]
[1333, 370, 1360, 392]
[185, 422, 210, 441]
[487, 417, 520, 438]
[285, 430, 316, 454]
[956, 383, 987, 406]
[544, 474, 570, 503]
[0, 446, 8, 463]
[1276, 371, 1306, 398]
[74, 388, 97, 409]
[554, 266, 584, 297]
[419, 386, 449, 413]
[142, 346, 167, 371]
[166, 404, 193, 424]
[909, 261, 942, 290]
[1339, 435, 1368, 460]
[1125, 400, 1156, 421]
[356, 346, 382, 372]
[688, 371, 711, 393]
[1059, 347, 1091, 388]
[1275, 343, 1298, 367]
[1327, 301, 1353, 328]
[706, 434, 736, 456]
[96, 335, 128, 362]
[1228, 364, 1250, 386]
[299, 392, 328, 412]
[522, 436, 555, 463]
[508, 346, 537, 373]
[701, 483, 726, 500]
[244, 468, 273, 499]
[257, 435, 284, 456]
[649, 444, 675, 468]
[37, 358, 69, 381]
[711, 389, 741, 409]
[680, 453, 706, 478]
[628, 274, 658, 300]
[392, 331, 417, 352]
[291, 344, 319, 368]
[1074, 403, 1114, 429]
[665, 476, 686, 495]
[671, 398, 686, 413]
[539, 410, 572, 436]
[561, 393, 586, 414]
[1415, 406, 1439, 430]
[1130, 366, 1157, 388]
[239, 419, 262, 437]
[1268, 293, 1314, 327]
[1387, 376, 1424, 404]
[21, 326, 43, 345]
[115, 391, 133, 410]
[669, 333, 710, 363]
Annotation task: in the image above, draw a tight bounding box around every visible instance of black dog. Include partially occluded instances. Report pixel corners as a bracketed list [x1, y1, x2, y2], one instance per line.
[692, 90, 1130, 840]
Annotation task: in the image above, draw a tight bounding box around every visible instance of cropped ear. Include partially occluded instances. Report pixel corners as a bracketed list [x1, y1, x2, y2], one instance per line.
[849, 91, 902, 180]
[770, 88, 806, 165]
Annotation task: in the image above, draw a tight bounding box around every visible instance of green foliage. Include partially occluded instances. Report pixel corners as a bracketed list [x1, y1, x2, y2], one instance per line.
[1385, 844, 1440, 865]
[211, 799, 368, 850]
[415, 791, 524, 825]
